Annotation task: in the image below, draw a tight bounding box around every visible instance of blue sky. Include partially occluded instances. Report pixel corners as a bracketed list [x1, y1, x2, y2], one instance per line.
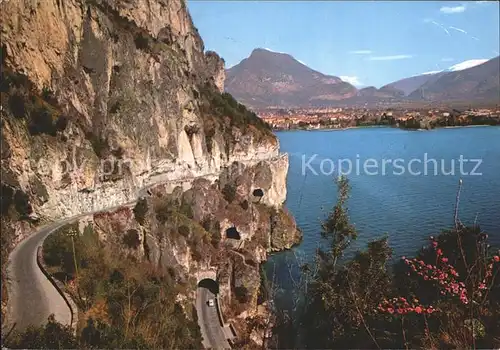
[188, 1, 500, 88]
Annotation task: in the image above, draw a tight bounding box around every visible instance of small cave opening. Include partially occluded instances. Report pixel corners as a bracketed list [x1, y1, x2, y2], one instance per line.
[252, 188, 264, 198]
[225, 226, 241, 240]
[197, 278, 219, 295]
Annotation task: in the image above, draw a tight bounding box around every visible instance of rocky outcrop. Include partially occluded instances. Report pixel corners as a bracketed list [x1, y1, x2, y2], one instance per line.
[205, 51, 226, 93]
[0, 0, 276, 234]
[0, 0, 299, 343]
[65, 158, 300, 344]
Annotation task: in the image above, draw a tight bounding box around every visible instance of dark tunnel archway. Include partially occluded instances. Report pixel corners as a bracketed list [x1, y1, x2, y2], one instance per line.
[197, 278, 219, 294]
[225, 226, 241, 240]
[252, 188, 264, 198]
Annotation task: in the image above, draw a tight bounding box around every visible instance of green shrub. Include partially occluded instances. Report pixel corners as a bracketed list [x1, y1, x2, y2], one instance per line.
[5, 314, 78, 349]
[222, 184, 237, 203]
[179, 199, 194, 219]
[234, 286, 249, 303]
[41, 86, 57, 105]
[1, 184, 14, 215]
[134, 33, 150, 51]
[13, 190, 32, 217]
[155, 201, 175, 224]
[133, 198, 148, 225]
[8, 93, 26, 118]
[122, 229, 140, 249]
[28, 105, 57, 135]
[240, 199, 249, 210]
[179, 225, 190, 238]
[198, 83, 272, 143]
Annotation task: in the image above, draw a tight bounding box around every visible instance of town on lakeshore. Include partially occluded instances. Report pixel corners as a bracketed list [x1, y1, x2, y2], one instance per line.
[257, 106, 500, 131]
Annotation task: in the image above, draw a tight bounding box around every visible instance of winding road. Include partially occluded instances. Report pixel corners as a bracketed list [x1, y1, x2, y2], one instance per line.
[196, 287, 231, 349]
[5, 173, 233, 348]
[6, 220, 73, 331]
[5, 203, 134, 332]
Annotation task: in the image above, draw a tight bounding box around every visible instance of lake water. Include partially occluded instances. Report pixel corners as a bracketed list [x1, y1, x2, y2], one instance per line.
[266, 126, 500, 296]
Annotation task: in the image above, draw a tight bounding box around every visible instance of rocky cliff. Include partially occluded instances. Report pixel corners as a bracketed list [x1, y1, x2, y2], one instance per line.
[1, 0, 300, 344]
[41, 157, 301, 346]
[1, 0, 278, 222]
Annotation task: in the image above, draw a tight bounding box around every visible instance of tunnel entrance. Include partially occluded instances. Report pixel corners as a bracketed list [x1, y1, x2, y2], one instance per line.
[225, 226, 241, 240]
[252, 188, 264, 198]
[198, 278, 219, 294]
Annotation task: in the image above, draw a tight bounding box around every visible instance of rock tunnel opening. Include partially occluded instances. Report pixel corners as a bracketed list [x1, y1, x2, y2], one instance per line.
[197, 278, 219, 294]
[225, 226, 241, 240]
[252, 188, 264, 198]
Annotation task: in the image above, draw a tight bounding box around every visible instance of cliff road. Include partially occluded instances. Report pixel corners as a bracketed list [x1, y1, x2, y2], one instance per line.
[5, 160, 281, 348]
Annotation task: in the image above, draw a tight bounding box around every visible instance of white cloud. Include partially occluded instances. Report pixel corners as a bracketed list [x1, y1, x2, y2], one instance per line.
[440, 5, 466, 13]
[449, 26, 467, 34]
[340, 75, 363, 86]
[368, 55, 413, 61]
[349, 50, 372, 54]
[441, 57, 455, 62]
[430, 21, 451, 35]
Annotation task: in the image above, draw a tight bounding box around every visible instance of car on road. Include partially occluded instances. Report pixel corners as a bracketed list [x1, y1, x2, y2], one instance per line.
[207, 298, 215, 307]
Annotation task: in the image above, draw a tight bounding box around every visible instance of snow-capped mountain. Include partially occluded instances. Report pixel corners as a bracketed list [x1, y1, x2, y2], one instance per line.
[445, 59, 489, 72]
[407, 56, 500, 101]
[419, 59, 489, 76]
[382, 58, 497, 96]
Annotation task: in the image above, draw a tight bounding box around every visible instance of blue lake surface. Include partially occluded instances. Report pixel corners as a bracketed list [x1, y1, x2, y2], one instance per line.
[266, 126, 500, 295]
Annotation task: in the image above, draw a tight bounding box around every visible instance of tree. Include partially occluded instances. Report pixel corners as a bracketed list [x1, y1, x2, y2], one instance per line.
[321, 176, 357, 271]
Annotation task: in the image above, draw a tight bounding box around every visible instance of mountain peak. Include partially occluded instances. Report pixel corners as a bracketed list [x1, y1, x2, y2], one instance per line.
[251, 47, 287, 55]
[248, 47, 297, 62]
[225, 48, 357, 108]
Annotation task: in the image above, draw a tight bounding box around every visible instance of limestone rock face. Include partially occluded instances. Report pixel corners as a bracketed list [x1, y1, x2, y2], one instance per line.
[1, 0, 278, 223]
[205, 51, 226, 93]
[1, 0, 299, 343]
[74, 160, 301, 343]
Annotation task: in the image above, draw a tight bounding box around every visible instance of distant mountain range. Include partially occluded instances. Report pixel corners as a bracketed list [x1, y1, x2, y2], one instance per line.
[382, 59, 490, 96]
[407, 57, 500, 102]
[224, 48, 500, 108]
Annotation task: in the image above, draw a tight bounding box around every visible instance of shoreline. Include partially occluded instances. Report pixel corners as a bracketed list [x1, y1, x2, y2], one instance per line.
[274, 124, 499, 133]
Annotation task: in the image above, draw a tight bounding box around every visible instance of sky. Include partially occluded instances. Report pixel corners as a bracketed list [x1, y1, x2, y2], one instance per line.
[188, 0, 500, 88]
